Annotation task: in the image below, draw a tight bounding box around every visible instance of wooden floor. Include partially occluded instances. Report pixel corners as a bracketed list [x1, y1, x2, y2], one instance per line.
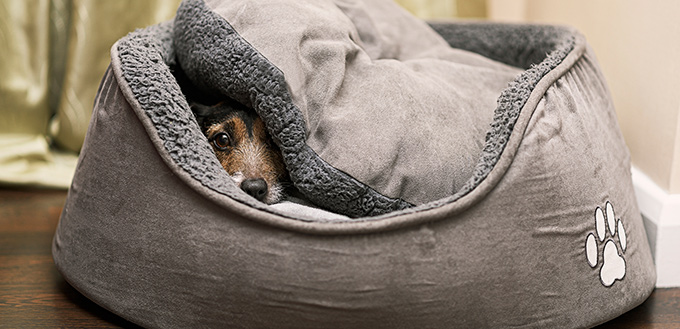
[1, 188, 678, 328]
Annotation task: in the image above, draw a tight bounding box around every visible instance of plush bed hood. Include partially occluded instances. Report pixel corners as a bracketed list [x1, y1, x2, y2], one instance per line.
[115, 0, 576, 217]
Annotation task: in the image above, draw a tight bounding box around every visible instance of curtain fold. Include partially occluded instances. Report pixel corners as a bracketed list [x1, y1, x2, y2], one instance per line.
[395, 0, 457, 19]
[51, 0, 182, 153]
[0, 0, 180, 189]
[394, 0, 487, 19]
[1, 0, 51, 136]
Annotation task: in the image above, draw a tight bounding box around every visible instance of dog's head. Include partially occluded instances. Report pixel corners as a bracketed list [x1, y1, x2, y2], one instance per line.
[191, 99, 287, 204]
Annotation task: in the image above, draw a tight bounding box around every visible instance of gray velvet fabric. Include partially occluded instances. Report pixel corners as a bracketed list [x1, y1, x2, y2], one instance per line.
[53, 53, 655, 327]
[52, 1, 656, 327]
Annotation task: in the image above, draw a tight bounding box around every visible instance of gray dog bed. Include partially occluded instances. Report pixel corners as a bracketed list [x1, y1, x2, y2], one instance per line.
[53, 0, 655, 327]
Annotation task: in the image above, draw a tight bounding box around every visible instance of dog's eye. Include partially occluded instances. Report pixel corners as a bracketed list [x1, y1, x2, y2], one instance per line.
[212, 133, 231, 151]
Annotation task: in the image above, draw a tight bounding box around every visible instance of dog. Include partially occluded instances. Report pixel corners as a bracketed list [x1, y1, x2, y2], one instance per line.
[191, 99, 288, 204]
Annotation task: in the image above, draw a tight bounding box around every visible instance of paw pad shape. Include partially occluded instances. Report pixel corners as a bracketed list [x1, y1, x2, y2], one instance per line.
[585, 201, 627, 287]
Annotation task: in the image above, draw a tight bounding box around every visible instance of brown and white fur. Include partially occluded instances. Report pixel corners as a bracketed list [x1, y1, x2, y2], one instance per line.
[191, 100, 287, 204]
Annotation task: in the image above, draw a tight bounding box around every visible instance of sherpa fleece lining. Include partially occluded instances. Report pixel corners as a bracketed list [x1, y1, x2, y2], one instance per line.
[114, 8, 575, 220]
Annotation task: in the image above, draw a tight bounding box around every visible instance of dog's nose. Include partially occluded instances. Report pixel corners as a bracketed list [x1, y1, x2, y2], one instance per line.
[241, 178, 268, 202]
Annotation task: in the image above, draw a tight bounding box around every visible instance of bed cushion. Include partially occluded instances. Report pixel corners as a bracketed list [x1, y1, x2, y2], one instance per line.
[52, 0, 656, 327]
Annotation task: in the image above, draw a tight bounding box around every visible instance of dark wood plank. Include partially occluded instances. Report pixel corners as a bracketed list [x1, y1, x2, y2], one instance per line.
[0, 188, 140, 328]
[596, 288, 680, 328]
[0, 188, 679, 328]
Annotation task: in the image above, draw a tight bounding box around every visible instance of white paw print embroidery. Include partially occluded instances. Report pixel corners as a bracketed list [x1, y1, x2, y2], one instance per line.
[585, 201, 627, 287]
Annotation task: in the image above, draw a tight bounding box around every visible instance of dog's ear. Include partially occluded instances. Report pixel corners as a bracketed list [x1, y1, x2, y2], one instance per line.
[189, 101, 214, 127]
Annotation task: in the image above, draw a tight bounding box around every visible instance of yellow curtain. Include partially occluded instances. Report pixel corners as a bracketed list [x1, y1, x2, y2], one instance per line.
[0, 0, 181, 189]
[395, 0, 456, 19]
[394, 0, 487, 19]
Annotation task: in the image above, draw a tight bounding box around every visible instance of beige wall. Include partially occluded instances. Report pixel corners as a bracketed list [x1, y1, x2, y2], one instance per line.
[488, 0, 680, 194]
